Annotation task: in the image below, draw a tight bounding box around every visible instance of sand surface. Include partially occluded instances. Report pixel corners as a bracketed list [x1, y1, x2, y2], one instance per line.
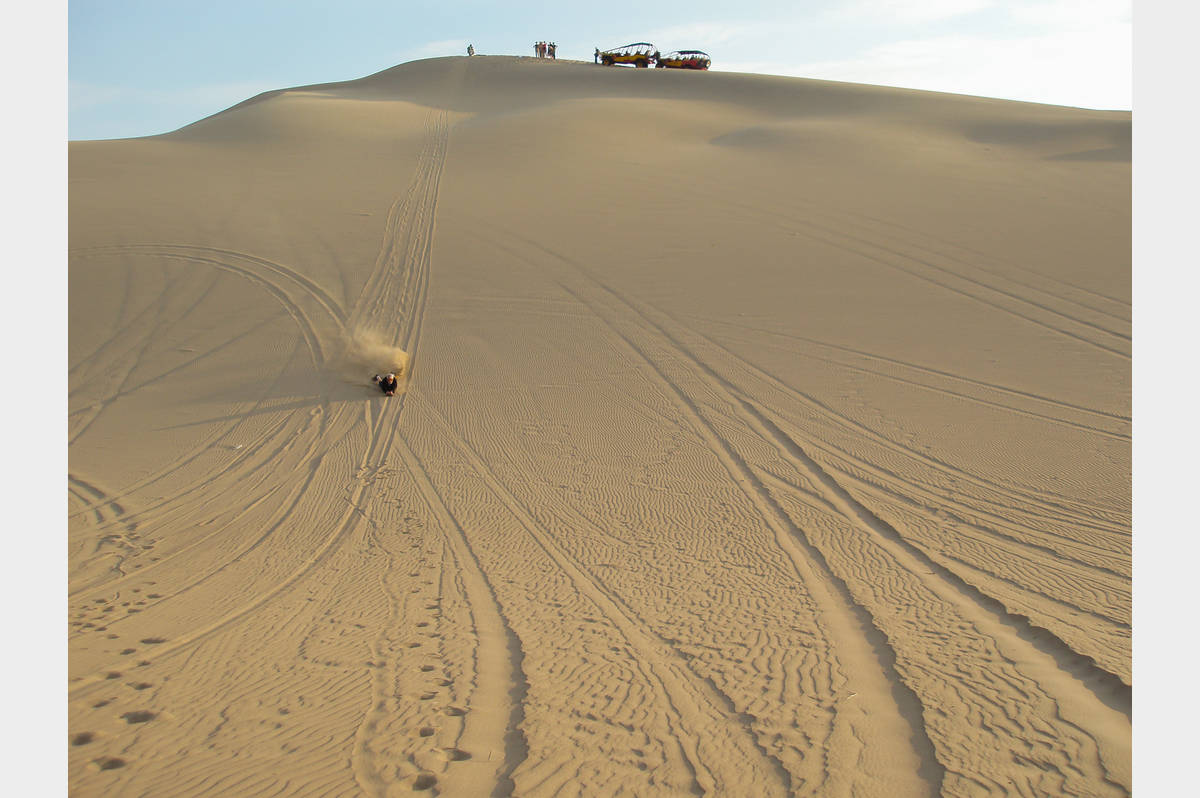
[69, 55, 1130, 796]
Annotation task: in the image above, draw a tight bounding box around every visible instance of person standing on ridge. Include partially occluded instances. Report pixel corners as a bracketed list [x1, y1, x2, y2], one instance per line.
[594, 47, 600, 64]
[549, 42, 557, 59]
[467, 43, 475, 56]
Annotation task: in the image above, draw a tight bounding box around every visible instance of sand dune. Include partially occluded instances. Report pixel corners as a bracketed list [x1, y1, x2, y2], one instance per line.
[68, 55, 1129, 796]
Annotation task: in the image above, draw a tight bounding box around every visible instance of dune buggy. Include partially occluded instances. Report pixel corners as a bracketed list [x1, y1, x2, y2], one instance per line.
[599, 43, 657, 68]
[656, 50, 711, 70]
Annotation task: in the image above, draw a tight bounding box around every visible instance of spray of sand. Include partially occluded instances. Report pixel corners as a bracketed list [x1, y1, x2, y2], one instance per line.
[339, 330, 410, 385]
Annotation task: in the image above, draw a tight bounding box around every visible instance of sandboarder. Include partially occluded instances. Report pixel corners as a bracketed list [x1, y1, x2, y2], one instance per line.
[373, 373, 399, 396]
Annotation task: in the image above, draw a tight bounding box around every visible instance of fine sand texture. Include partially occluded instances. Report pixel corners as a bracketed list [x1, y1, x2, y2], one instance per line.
[69, 56, 1130, 796]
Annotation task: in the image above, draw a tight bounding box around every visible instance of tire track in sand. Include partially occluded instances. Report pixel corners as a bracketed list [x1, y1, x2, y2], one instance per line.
[567, 260, 1131, 795]
[664, 316, 1131, 578]
[472, 228, 940, 795]
[344, 80, 527, 794]
[689, 317, 1128, 442]
[408, 390, 795, 797]
[722, 196, 1131, 361]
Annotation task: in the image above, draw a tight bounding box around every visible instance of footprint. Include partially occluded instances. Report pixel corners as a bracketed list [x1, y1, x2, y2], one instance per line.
[443, 706, 466, 717]
[72, 732, 95, 746]
[129, 682, 153, 691]
[419, 692, 438, 701]
[140, 638, 166, 644]
[122, 711, 156, 724]
[419, 665, 435, 672]
[97, 757, 126, 770]
[418, 727, 435, 738]
[120, 648, 136, 655]
[441, 748, 471, 762]
[105, 672, 122, 680]
[412, 773, 437, 791]
[93, 700, 111, 708]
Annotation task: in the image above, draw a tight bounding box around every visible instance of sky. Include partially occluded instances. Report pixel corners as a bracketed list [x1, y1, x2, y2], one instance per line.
[67, 0, 1131, 141]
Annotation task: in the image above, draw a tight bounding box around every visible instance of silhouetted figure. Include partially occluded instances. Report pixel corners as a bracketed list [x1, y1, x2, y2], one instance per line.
[549, 42, 557, 60]
[467, 44, 475, 57]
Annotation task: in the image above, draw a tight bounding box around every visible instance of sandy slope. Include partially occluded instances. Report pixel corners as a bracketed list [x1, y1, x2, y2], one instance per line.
[68, 55, 1130, 796]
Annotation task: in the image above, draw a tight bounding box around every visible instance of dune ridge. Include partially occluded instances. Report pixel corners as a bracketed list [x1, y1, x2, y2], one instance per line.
[69, 55, 1129, 796]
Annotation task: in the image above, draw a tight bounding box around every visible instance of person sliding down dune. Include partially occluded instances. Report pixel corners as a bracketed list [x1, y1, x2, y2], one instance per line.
[373, 373, 398, 396]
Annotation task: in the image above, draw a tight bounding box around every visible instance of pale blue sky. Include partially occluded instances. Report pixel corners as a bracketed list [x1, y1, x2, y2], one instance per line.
[67, 0, 1131, 140]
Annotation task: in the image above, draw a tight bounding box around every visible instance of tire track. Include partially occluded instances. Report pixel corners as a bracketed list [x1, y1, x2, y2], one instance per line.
[68, 269, 186, 446]
[488, 227, 1129, 793]
[350, 109, 449, 351]
[797, 200, 1132, 332]
[694, 323, 1128, 442]
[68, 474, 132, 529]
[81, 243, 349, 329]
[68, 207, 402, 672]
[689, 170, 1130, 338]
[68, 310, 290, 427]
[135, 250, 327, 364]
[468, 223, 1125, 554]
[67, 403, 383, 698]
[720, 196, 1131, 360]
[68, 259, 170, 384]
[574, 262, 1130, 793]
[454, 231, 939, 791]
[592, 257, 1133, 689]
[820, 203, 1131, 318]
[373, 431, 526, 798]
[670, 317, 1127, 538]
[688, 315, 1128, 425]
[68, 246, 347, 527]
[409, 391, 796, 796]
[342, 74, 522, 794]
[660, 315, 1131, 570]
[67, 358, 312, 530]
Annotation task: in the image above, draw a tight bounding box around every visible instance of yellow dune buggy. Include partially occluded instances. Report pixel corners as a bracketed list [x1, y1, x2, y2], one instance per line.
[656, 50, 711, 70]
[598, 43, 657, 68]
